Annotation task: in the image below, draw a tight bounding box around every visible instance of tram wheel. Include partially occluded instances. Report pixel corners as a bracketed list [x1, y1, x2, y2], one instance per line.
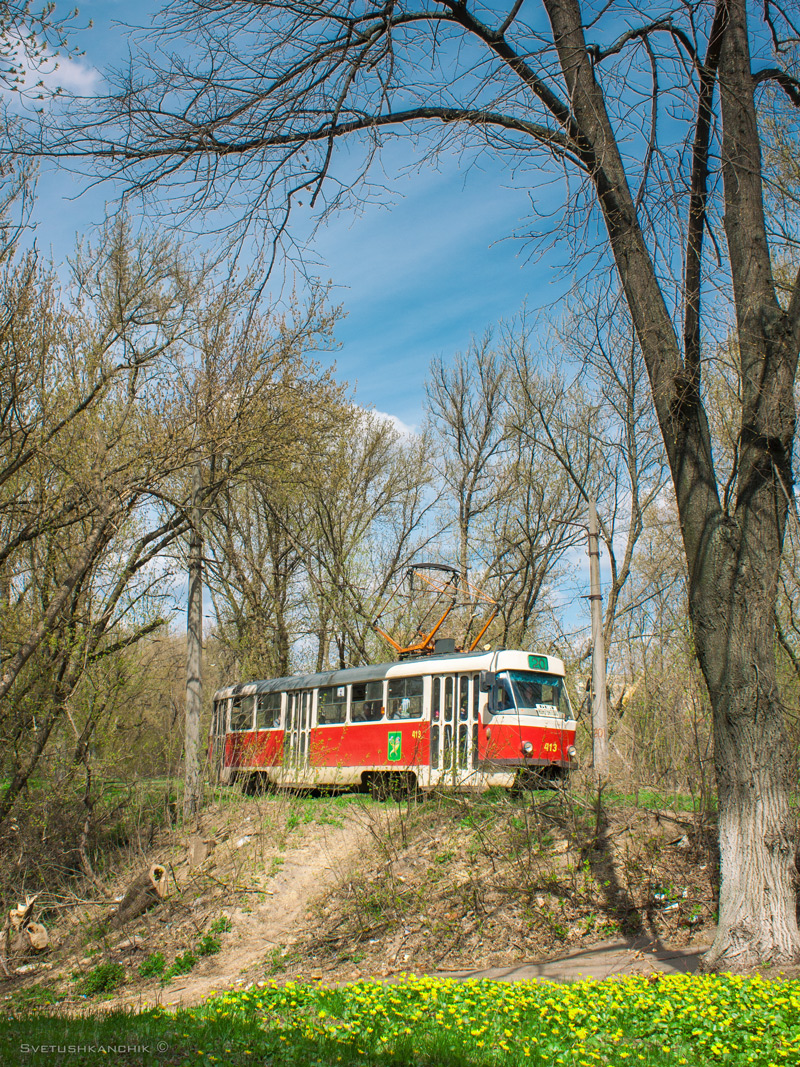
[242, 773, 273, 795]
[392, 772, 421, 803]
[513, 766, 565, 794]
[368, 773, 391, 801]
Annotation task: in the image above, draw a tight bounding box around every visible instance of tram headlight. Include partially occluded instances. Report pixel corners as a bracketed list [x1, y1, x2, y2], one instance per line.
[567, 745, 578, 760]
[522, 741, 534, 755]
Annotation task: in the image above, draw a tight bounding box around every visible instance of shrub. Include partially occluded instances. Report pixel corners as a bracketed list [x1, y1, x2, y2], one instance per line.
[78, 962, 125, 995]
[137, 952, 166, 978]
[197, 934, 221, 957]
[162, 951, 197, 983]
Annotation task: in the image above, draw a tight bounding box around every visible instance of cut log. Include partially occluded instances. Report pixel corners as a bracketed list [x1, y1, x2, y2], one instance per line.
[1, 898, 49, 975]
[25, 922, 49, 951]
[10, 921, 49, 956]
[9, 895, 38, 931]
[188, 835, 210, 868]
[110, 864, 168, 929]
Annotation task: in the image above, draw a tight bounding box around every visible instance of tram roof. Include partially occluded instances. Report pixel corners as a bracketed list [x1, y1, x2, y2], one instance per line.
[213, 648, 565, 700]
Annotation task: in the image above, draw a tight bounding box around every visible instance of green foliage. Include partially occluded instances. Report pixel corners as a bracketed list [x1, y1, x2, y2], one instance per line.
[76, 962, 125, 996]
[137, 952, 166, 978]
[196, 934, 221, 957]
[11, 984, 61, 1009]
[161, 951, 197, 983]
[210, 915, 232, 935]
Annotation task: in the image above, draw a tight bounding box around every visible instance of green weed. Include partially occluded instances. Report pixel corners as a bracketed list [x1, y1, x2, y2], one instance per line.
[76, 961, 125, 995]
[161, 950, 197, 983]
[197, 934, 221, 957]
[137, 952, 166, 978]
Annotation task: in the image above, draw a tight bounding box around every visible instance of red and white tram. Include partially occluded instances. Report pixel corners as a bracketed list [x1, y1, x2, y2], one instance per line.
[211, 648, 577, 796]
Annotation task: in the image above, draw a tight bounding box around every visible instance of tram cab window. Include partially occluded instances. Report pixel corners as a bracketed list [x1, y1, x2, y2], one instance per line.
[351, 681, 384, 722]
[256, 692, 282, 730]
[231, 694, 255, 732]
[318, 685, 347, 725]
[494, 675, 515, 713]
[496, 671, 569, 718]
[387, 676, 424, 720]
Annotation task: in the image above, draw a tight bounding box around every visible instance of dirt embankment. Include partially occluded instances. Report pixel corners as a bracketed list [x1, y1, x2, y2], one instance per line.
[0, 789, 719, 1010]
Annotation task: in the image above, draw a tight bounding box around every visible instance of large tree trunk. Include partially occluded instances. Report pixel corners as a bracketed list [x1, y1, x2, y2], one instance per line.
[692, 520, 799, 969]
[544, 0, 800, 969]
[697, 0, 800, 968]
[706, 673, 797, 969]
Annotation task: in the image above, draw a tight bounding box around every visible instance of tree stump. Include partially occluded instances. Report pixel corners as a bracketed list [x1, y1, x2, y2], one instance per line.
[110, 864, 168, 929]
[9, 921, 48, 956]
[1, 897, 49, 976]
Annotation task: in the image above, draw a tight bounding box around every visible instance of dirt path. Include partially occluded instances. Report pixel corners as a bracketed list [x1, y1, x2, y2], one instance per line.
[109, 815, 370, 1011]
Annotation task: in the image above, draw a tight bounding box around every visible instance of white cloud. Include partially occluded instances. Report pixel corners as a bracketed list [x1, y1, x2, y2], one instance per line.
[370, 409, 417, 437]
[43, 54, 101, 95]
[1, 34, 101, 100]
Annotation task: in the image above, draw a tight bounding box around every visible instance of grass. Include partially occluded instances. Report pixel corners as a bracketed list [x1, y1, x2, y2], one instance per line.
[601, 788, 714, 813]
[2, 972, 797, 1066]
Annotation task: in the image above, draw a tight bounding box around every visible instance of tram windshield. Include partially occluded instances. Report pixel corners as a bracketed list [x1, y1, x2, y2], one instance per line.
[495, 671, 571, 719]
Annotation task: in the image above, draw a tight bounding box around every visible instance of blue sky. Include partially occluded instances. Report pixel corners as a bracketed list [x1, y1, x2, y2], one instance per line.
[19, 0, 608, 638]
[26, 1, 566, 432]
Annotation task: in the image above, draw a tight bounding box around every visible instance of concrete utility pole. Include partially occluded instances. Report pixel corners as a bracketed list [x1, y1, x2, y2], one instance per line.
[184, 456, 203, 820]
[588, 500, 608, 782]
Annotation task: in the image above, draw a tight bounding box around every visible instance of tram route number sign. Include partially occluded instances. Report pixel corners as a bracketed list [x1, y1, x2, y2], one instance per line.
[388, 732, 402, 762]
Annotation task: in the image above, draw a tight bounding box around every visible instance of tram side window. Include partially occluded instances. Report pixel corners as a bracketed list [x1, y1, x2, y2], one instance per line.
[318, 685, 347, 725]
[495, 675, 515, 713]
[387, 676, 424, 720]
[256, 692, 282, 730]
[231, 694, 255, 732]
[351, 680, 384, 722]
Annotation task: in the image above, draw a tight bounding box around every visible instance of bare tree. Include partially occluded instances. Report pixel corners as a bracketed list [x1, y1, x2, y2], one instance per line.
[0, 212, 340, 825]
[427, 330, 585, 649]
[175, 278, 341, 817]
[426, 338, 509, 592]
[302, 413, 437, 669]
[509, 298, 669, 656]
[42, 0, 800, 969]
[210, 409, 437, 674]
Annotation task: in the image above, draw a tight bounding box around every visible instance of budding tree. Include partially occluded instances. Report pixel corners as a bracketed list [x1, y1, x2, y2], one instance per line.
[40, 0, 800, 970]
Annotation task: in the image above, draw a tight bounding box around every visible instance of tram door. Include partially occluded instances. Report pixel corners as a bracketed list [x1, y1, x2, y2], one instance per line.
[285, 690, 312, 770]
[210, 698, 228, 781]
[430, 674, 479, 784]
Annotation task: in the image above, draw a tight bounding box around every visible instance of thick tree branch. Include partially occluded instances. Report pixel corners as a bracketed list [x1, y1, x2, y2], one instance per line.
[683, 0, 727, 383]
[752, 67, 800, 106]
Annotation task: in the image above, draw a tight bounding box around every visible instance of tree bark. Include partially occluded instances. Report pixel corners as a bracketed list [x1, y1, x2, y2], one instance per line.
[696, 0, 800, 967]
[545, 0, 800, 968]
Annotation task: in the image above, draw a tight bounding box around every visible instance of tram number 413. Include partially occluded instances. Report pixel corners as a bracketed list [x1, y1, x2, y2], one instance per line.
[542, 742, 558, 754]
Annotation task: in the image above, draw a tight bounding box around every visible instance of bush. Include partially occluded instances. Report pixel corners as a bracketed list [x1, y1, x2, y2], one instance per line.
[162, 951, 197, 983]
[197, 934, 221, 957]
[138, 952, 166, 978]
[78, 962, 125, 995]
